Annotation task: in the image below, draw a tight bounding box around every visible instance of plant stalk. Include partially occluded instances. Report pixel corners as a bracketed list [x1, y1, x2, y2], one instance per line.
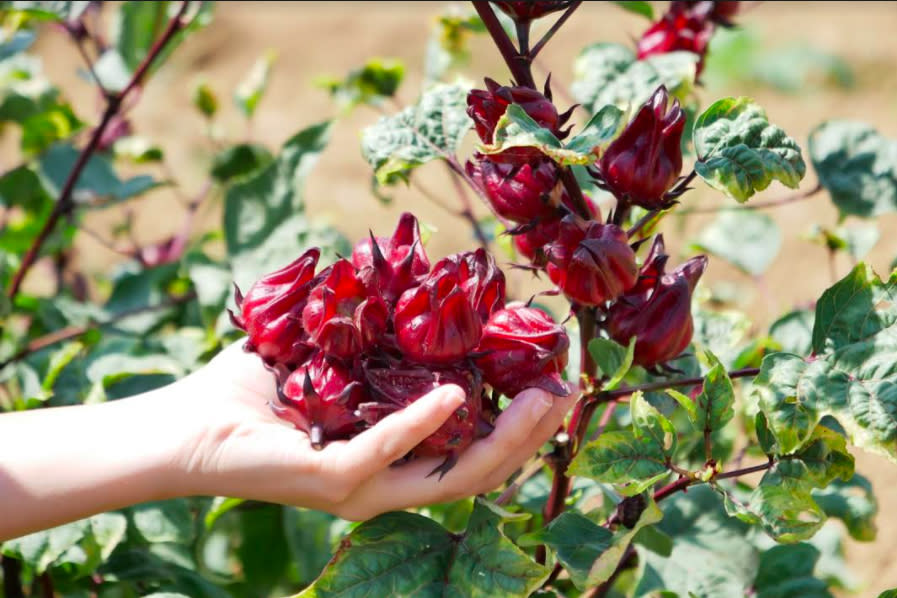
[5, 1, 191, 300]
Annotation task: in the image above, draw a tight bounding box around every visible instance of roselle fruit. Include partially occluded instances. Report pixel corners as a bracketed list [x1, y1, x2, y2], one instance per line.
[597, 86, 685, 210]
[475, 305, 570, 397]
[637, 3, 715, 75]
[394, 262, 483, 364]
[272, 352, 366, 448]
[544, 217, 639, 306]
[362, 363, 491, 477]
[467, 156, 561, 224]
[607, 236, 708, 367]
[302, 259, 388, 360]
[513, 193, 600, 261]
[352, 212, 430, 303]
[493, 0, 574, 22]
[229, 248, 319, 366]
[467, 78, 572, 164]
[431, 248, 507, 323]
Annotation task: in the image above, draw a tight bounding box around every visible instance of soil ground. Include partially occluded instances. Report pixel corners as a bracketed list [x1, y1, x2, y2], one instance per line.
[20, 1, 897, 594]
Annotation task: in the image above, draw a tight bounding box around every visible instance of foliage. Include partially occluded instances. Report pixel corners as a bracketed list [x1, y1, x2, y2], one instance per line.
[1, 1, 895, 597]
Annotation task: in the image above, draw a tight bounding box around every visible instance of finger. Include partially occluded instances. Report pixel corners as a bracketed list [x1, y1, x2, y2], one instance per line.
[321, 384, 466, 481]
[477, 390, 578, 492]
[339, 387, 556, 515]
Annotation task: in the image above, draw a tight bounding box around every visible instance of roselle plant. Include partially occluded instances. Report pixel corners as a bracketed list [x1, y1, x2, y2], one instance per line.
[1, 1, 897, 597]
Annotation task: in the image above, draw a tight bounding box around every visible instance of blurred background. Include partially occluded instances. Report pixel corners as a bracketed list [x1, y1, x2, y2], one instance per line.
[10, 1, 897, 592]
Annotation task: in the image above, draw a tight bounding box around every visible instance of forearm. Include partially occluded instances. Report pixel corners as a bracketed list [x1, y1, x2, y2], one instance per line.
[0, 386, 194, 541]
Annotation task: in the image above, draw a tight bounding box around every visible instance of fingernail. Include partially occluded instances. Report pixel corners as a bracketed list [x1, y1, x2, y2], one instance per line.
[442, 384, 466, 409]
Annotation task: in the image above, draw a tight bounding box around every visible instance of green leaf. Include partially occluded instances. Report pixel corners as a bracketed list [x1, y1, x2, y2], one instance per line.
[521, 500, 662, 589]
[878, 591, 897, 598]
[631, 391, 677, 457]
[565, 104, 626, 157]
[86, 353, 183, 389]
[37, 143, 158, 206]
[811, 473, 878, 542]
[634, 486, 758, 597]
[480, 104, 583, 165]
[755, 265, 897, 462]
[0, 30, 34, 62]
[361, 82, 471, 187]
[8, 0, 89, 20]
[808, 121, 897, 218]
[718, 481, 825, 543]
[203, 497, 245, 529]
[589, 336, 634, 390]
[691, 210, 781, 276]
[111, 1, 168, 72]
[568, 430, 668, 491]
[571, 43, 697, 115]
[317, 57, 404, 112]
[41, 341, 83, 390]
[1, 513, 125, 574]
[769, 308, 815, 356]
[129, 499, 194, 544]
[284, 508, 343, 586]
[113, 135, 164, 163]
[20, 102, 82, 154]
[238, 505, 290, 596]
[210, 143, 274, 183]
[694, 352, 736, 435]
[192, 81, 218, 118]
[517, 511, 613, 589]
[234, 50, 276, 118]
[753, 544, 833, 598]
[223, 121, 338, 289]
[610, 1, 654, 19]
[693, 97, 806, 202]
[766, 425, 854, 490]
[423, 7, 486, 82]
[293, 498, 549, 598]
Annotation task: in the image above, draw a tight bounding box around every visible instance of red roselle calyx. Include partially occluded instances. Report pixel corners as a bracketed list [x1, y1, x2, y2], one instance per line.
[466, 156, 561, 224]
[597, 86, 685, 210]
[362, 363, 492, 477]
[475, 305, 571, 398]
[352, 212, 430, 303]
[545, 217, 639, 306]
[467, 78, 572, 164]
[607, 235, 708, 368]
[493, 0, 574, 22]
[433, 249, 507, 323]
[272, 353, 366, 448]
[513, 193, 600, 261]
[301, 259, 389, 360]
[394, 262, 483, 364]
[229, 248, 319, 366]
[637, 1, 723, 76]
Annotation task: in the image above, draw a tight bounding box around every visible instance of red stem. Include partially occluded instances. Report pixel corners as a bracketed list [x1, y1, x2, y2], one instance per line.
[5, 1, 191, 300]
[529, 1, 583, 59]
[472, 1, 535, 88]
[595, 367, 760, 401]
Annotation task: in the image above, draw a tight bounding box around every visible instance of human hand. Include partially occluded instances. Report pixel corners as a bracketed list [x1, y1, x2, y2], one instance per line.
[172, 341, 576, 520]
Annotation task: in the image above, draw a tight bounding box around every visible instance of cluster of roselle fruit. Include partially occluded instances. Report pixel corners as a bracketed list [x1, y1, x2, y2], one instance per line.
[466, 1, 714, 370]
[230, 214, 570, 477]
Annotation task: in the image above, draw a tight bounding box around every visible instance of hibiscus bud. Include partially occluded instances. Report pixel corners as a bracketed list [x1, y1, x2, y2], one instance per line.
[671, 1, 739, 25]
[467, 156, 561, 224]
[598, 86, 685, 210]
[431, 249, 507, 323]
[394, 265, 483, 364]
[352, 212, 430, 302]
[302, 259, 388, 360]
[229, 248, 319, 366]
[513, 193, 600, 260]
[493, 0, 574, 22]
[361, 363, 489, 478]
[637, 6, 714, 74]
[271, 352, 366, 448]
[607, 251, 708, 368]
[475, 305, 571, 397]
[467, 78, 572, 164]
[545, 217, 639, 306]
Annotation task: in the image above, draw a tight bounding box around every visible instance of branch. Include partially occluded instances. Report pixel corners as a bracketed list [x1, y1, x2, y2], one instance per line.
[0, 291, 196, 371]
[530, 1, 583, 59]
[471, 1, 535, 88]
[594, 366, 760, 401]
[677, 183, 824, 215]
[5, 1, 192, 300]
[445, 163, 490, 250]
